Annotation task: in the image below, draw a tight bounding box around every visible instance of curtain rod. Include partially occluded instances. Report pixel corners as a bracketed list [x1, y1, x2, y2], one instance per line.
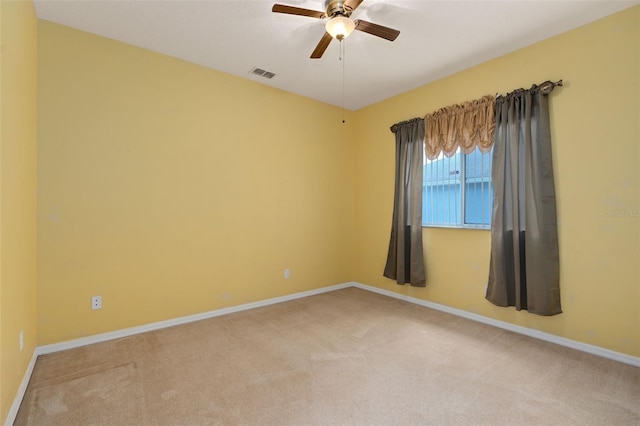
[389, 117, 423, 134]
[389, 79, 563, 134]
[497, 79, 563, 98]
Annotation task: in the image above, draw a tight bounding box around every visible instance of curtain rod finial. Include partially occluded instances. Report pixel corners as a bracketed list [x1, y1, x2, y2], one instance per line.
[538, 79, 564, 95]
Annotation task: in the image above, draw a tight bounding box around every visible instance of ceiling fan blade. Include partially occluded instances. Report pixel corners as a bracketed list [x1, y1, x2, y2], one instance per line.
[344, 0, 364, 14]
[354, 19, 400, 41]
[272, 4, 325, 19]
[311, 32, 333, 59]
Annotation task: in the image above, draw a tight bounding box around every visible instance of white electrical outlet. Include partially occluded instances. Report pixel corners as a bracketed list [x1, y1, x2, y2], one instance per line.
[19, 330, 24, 351]
[284, 269, 290, 279]
[91, 296, 102, 310]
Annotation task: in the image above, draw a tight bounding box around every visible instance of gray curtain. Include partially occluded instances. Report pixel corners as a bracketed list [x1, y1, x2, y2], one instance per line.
[486, 83, 561, 315]
[384, 118, 426, 287]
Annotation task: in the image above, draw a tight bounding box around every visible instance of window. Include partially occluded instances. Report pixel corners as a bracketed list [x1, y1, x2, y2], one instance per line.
[422, 146, 493, 228]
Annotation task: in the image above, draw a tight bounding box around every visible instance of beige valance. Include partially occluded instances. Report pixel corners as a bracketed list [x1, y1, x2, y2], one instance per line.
[424, 95, 495, 160]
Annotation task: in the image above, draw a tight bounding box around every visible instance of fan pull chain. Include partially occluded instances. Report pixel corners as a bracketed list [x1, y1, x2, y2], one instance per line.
[341, 40, 346, 124]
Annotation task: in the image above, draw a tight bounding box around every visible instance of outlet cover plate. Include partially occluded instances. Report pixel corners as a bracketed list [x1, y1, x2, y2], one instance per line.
[91, 296, 102, 310]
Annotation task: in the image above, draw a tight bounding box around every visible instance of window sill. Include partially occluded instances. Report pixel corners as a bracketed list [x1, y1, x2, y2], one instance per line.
[422, 225, 490, 231]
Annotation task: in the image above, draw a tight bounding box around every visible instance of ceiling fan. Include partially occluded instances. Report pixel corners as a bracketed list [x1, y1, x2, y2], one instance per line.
[272, 0, 400, 59]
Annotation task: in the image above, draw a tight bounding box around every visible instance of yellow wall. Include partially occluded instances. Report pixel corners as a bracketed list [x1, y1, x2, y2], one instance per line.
[36, 6, 640, 359]
[37, 21, 354, 345]
[0, 0, 38, 422]
[353, 6, 640, 357]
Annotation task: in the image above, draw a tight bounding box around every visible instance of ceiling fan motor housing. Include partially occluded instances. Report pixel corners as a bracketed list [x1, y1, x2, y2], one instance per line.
[325, 0, 353, 18]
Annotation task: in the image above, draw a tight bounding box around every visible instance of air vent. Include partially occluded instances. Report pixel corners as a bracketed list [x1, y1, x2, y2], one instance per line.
[249, 67, 276, 79]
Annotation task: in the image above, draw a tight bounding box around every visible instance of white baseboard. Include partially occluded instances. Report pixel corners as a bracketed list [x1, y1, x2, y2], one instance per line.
[4, 349, 38, 426]
[7, 280, 638, 425]
[37, 282, 352, 355]
[36, 281, 640, 367]
[351, 281, 640, 368]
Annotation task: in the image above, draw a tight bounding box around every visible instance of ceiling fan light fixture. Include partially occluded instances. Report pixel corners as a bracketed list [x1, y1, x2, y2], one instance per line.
[325, 16, 355, 40]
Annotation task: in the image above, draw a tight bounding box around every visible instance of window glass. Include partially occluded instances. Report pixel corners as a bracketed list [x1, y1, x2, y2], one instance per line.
[422, 147, 492, 228]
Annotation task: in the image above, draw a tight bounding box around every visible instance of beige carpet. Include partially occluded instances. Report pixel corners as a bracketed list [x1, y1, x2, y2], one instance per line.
[14, 287, 640, 425]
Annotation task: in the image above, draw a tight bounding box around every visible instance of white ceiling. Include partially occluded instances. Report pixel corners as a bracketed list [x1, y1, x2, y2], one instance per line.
[33, 0, 639, 110]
